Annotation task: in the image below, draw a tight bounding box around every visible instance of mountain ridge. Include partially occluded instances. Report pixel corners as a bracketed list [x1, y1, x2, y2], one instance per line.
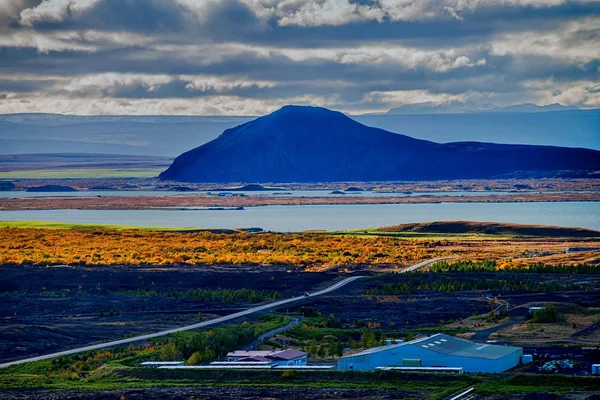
[159, 105, 600, 183]
[386, 101, 580, 115]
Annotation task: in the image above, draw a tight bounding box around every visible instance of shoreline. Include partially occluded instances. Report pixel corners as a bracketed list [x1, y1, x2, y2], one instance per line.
[1, 192, 599, 211]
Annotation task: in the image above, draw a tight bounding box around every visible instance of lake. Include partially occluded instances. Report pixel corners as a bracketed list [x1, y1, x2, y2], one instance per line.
[0, 202, 598, 232]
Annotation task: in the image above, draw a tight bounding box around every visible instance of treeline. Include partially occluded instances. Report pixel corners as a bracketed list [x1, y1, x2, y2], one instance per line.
[292, 314, 386, 359]
[51, 346, 149, 375]
[364, 276, 583, 295]
[113, 288, 280, 304]
[429, 260, 600, 274]
[49, 316, 290, 374]
[159, 315, 290, 365]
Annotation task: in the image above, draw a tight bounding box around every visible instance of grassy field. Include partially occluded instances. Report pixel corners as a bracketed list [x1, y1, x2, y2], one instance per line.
[0, 220, 242, 233]
[1, 361, 597, 398]
[0, 168, 164, 179]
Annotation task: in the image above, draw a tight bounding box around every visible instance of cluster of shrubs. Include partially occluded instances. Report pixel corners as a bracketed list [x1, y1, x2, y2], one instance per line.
[98, 308, 120, 317]
[429, 260, 599, 274]
[528, 306, 563, 323]
[113, 288, 280, 304]
[364, 276, 582, 295]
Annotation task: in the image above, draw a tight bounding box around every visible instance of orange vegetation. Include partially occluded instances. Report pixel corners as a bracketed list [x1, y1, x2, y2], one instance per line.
[0, 228, 440, 268]
[1, 228, 599, 270]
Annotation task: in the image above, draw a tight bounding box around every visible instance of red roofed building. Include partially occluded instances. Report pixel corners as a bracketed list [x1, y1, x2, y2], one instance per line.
[227, 349, 308, 366]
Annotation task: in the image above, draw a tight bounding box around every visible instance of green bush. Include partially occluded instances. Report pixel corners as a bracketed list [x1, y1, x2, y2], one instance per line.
[530, 306, 561, 323]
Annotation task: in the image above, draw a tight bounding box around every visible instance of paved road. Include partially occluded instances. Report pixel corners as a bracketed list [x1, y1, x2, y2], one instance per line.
[243, 318, 302, 350]
[0, 257, 443, 369]
[0, 275, 363, 369]
[401, 257, 447, 273]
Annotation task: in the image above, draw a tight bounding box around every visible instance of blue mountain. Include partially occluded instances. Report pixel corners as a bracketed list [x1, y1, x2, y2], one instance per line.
[158, 105, 600, 182]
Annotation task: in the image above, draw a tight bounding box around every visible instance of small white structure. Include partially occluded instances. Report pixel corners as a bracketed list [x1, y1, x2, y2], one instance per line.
[521, 354, 533, 364]
[140, 361, 185, 368]
[591, 364, 600, 375]
[528, 307, 545, 314]
[376, 366, 463, 374]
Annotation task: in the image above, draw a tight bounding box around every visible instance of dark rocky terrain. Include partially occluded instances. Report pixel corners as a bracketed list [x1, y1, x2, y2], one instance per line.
[0, 266, 338, 363]
[1, 386, 425, 400]
[25, 185, 77, 192]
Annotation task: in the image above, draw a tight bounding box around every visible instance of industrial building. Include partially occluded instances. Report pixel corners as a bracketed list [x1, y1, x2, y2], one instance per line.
[226, 349, 308, 366]
[338, 334, 523, 373]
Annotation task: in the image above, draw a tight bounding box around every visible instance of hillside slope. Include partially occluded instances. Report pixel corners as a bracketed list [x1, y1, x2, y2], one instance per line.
[377, 221, 600, 238]
[159, 106, 600, 182]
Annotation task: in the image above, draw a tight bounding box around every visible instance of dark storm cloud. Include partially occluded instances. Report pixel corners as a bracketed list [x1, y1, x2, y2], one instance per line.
[0, 0, 41, 32]
[0, 78, 57, 92]
[15, 0, 600, 48]
[235, 5, 600, 49]
[22, 0, 191, 33]
[1, 0, 600, 113]
[1, 42, 597, 103]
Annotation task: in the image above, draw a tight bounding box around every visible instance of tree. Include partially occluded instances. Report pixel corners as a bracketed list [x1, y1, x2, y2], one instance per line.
[348, 337, 358, 348]
[360, 330, 377, 349]
[187, 351, 202, 365]
[336, 342, 344, 358]
[328, 340, 338, 358]
[308, 342, 318, 356]
[317, 345, 326, 359]
[161, 343, 182, 361]
[531, 306, 560, 323]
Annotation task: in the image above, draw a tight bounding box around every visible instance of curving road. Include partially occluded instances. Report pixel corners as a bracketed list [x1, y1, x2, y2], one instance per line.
[0, 257, 444, 369]
[401, 257, 447, 273]
[0, 275, 363, 369]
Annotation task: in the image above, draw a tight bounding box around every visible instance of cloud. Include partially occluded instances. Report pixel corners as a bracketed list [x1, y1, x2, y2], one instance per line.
[490, 17, 600, 64]
[19, 0, 97, 27]
[0, 0, 599, 114]
[19, 0, 191, 33]
[524, 79, 600, 108]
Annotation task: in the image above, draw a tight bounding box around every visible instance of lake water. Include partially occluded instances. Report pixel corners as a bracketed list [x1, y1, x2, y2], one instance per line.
[0, 202, 598, 232]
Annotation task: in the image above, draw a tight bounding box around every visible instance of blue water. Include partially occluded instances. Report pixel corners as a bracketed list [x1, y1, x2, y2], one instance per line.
[0, 202, 598, 232]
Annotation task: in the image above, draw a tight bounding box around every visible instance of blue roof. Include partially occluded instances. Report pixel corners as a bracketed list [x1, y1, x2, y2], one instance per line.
[340, 334, 521, 361]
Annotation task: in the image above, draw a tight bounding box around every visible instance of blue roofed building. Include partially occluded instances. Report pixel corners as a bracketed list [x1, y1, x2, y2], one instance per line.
[337, 333, 522, 373]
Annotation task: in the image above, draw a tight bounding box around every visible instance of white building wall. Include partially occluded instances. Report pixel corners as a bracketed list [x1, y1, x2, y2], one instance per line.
[271, 356, 308, 367]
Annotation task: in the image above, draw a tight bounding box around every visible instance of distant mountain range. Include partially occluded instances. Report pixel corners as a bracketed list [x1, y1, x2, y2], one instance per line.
[385, 101, 579, 115]
[1, 106, 599, 157]
[159, 106, 600, 183]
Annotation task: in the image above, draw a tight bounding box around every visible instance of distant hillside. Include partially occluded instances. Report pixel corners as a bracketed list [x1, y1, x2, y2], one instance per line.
[0, 153, 171, 172]
[377, 221, 600, 238]
[1, 109, 599, 156]
[159, 105, 600, 182]
[386, 101, 580, 115]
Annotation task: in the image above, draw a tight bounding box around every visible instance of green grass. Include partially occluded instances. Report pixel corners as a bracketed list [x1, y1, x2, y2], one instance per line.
[2, 360, 597, 397]
[0, 366, 482, 393]
[0, 220, 240, 233]
[475, 374, 600, 395]
[0, 168, 164, 179]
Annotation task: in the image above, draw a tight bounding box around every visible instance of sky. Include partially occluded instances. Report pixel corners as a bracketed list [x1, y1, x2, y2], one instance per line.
[0, 0, 599, 115]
